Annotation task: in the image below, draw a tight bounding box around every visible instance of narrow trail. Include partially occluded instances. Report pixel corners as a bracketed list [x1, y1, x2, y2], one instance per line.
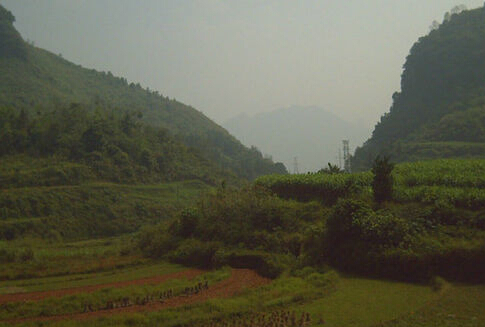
[4, 268, 270, 324]
[0, 269, 204, 305]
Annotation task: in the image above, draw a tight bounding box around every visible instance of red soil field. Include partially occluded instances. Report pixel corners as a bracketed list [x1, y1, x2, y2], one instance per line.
[0, 268, 204, 304]
[4, 268, 270, 324]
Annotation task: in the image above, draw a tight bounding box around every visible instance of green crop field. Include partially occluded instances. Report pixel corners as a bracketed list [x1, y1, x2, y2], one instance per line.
[256, 159, 485, 208]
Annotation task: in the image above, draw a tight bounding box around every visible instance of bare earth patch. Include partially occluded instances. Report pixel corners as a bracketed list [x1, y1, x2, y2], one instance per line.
[0, 269, 204, 304]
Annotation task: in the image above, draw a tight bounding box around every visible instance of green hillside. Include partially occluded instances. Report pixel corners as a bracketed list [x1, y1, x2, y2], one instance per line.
[353, 5, 485, 170]
[0, 5, 286, 180]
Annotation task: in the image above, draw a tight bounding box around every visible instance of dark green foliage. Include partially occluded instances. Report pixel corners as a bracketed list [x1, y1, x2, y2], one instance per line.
[353, 7, 485, 170]
[0, 5, 27, 59]
[176, 208, 199, 238]
[323, 198, 485, 282]
[255, 172, 372, 204]
[0, 5, 15, 23]
[0, 105, 231, 184]
[325, 199, 409, 253]
[182, 187, 314, 249]
[137, 186, 326, 276]
[137, 225, 179, 258]
[372, 156, 394, 203]
[168, 239, 221, 269]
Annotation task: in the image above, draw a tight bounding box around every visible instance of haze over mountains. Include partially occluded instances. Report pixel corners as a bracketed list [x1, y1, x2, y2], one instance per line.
[224, 106, 369, 172]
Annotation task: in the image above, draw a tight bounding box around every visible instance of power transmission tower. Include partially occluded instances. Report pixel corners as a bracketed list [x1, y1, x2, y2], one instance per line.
[343, 140, 351, 173]
[338, 148, 342, 169]
[293, 156, 299, 174]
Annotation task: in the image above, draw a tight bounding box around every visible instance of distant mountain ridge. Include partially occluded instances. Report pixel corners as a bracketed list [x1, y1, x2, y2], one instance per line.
[0, 4, 286, 180]
[353, 5, 485, 170]
[224, 106, 369, 172]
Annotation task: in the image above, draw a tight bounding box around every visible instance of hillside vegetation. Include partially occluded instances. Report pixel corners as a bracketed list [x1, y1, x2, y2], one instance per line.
[134, 159, 485, 283]
[353, 5, 485, 170]
[0, 4, 286, 180]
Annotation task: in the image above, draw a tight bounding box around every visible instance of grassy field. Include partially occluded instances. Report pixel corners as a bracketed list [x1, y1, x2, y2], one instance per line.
[0, 260, 186, 293]
[295, 276, 438, 327]
[5, 268, 479, 327]
[0, 177, 211, 240]
[0, 236, 146, 280]
[378, 284, 485, 327]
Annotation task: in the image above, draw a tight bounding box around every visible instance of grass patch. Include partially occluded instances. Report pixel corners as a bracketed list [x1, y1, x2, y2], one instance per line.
[294, 276, 438, 327]
[376, 284, 485, 327]
[0, 260, 185, 293]
[5, 272, 447, 327]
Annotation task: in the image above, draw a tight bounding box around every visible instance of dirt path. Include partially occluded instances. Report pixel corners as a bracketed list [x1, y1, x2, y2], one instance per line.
[5, 268, 270, 324]
[0, 269, 204, 305]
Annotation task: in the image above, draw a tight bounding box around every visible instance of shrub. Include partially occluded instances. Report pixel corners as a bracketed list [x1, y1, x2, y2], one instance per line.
[325, 199, 410, 261]
[168, 239, 221, 268]
[372, 155, 394, 203]
[176, 208, 199, 238]
[137, 225, 178, 258]
[325, 199, 374, 248]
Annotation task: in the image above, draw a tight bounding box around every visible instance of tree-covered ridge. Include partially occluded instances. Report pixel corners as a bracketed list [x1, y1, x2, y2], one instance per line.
[353, 5, 485, 170]
[0, 104, 233, 185]
[0, 4, 286, 179]
[0, 5, 26, 59]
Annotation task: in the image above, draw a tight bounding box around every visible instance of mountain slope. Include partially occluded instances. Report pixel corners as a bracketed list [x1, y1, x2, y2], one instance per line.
[224, 106, 368, 172]
[0, 4, 286, 180]
[353, 5, 485, 170]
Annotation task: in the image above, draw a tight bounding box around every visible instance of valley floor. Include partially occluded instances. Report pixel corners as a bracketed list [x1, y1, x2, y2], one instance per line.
[0, 239, 483, 327]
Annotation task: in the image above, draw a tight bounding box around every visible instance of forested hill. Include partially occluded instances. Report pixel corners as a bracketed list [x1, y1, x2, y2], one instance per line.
[352, 5, 485, 171]
[0, 5, 286, 180]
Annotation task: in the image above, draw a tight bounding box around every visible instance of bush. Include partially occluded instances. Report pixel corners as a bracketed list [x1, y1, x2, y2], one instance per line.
[372, 156, 394, 203]
[168, 239, 221, 269]
[176, 208, 199, 238]
[137, 225, 178, 258]
[325, 199, 374, 248]
[325, 199, 411, 263]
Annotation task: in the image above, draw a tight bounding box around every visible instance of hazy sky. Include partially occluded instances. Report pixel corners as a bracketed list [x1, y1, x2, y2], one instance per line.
[1, 0, 483, 132]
